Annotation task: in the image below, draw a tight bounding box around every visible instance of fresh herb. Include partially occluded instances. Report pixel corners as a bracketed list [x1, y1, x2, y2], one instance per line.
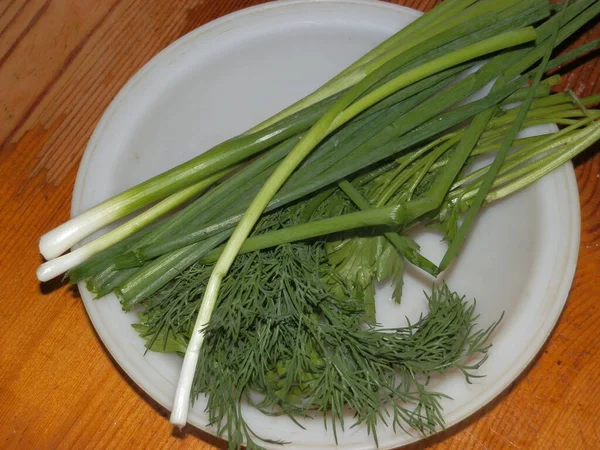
[137, 237, 499, 449]
[35, 0, 600, 447]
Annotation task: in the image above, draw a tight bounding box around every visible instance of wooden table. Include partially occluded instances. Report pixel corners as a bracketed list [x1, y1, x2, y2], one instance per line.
[1, 1, 599, 449]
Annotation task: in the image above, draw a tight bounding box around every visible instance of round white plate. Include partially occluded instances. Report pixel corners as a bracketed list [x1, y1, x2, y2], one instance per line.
[71, 1, 580, 448]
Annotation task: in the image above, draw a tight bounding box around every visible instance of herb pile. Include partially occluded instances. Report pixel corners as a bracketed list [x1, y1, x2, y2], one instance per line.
[135, 197, 501, 448]
[37, 0, 600, 448]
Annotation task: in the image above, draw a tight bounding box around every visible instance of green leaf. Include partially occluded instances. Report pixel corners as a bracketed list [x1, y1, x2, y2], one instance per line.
[132, 323, 188, 354]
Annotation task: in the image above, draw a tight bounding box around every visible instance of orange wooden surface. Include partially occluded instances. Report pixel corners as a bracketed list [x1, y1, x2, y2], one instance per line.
[1, 1, 599, 449]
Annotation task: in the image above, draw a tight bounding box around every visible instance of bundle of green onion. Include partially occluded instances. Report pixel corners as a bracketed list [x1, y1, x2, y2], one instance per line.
[37, 0, 600, 448]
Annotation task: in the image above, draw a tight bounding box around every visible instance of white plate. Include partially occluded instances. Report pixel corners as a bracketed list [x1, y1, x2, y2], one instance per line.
[71, 1, 580, 448]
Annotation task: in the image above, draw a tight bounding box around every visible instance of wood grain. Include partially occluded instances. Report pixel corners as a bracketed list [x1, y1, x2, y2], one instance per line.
[1, 1, 598, 449]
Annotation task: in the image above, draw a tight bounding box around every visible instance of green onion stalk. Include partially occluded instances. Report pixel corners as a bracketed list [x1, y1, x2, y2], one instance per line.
[171, 0, 600, 424]
[38, 0, 499, 261]
[61, 0, 599, 307]
[38, 0, 564, 284]
[190, 117, 599, 264]
[35, 170, 229, 282]
[169, 27, 538, 427]
[75, 34, 564, 300]
[109, 92, 597, 282]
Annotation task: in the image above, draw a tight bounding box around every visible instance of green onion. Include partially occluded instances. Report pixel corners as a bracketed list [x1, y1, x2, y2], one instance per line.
[36, 170, 228, 282]
[35, 1, 600, 439]
[38, 0, 486, 261]
[169, 27, 537, 427]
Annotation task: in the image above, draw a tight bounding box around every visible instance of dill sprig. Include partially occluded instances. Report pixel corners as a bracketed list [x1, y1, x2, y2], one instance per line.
[135, 228, 499, 449]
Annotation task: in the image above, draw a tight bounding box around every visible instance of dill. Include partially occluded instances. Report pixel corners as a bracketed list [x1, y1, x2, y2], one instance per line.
[136, 238, 499, 449]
